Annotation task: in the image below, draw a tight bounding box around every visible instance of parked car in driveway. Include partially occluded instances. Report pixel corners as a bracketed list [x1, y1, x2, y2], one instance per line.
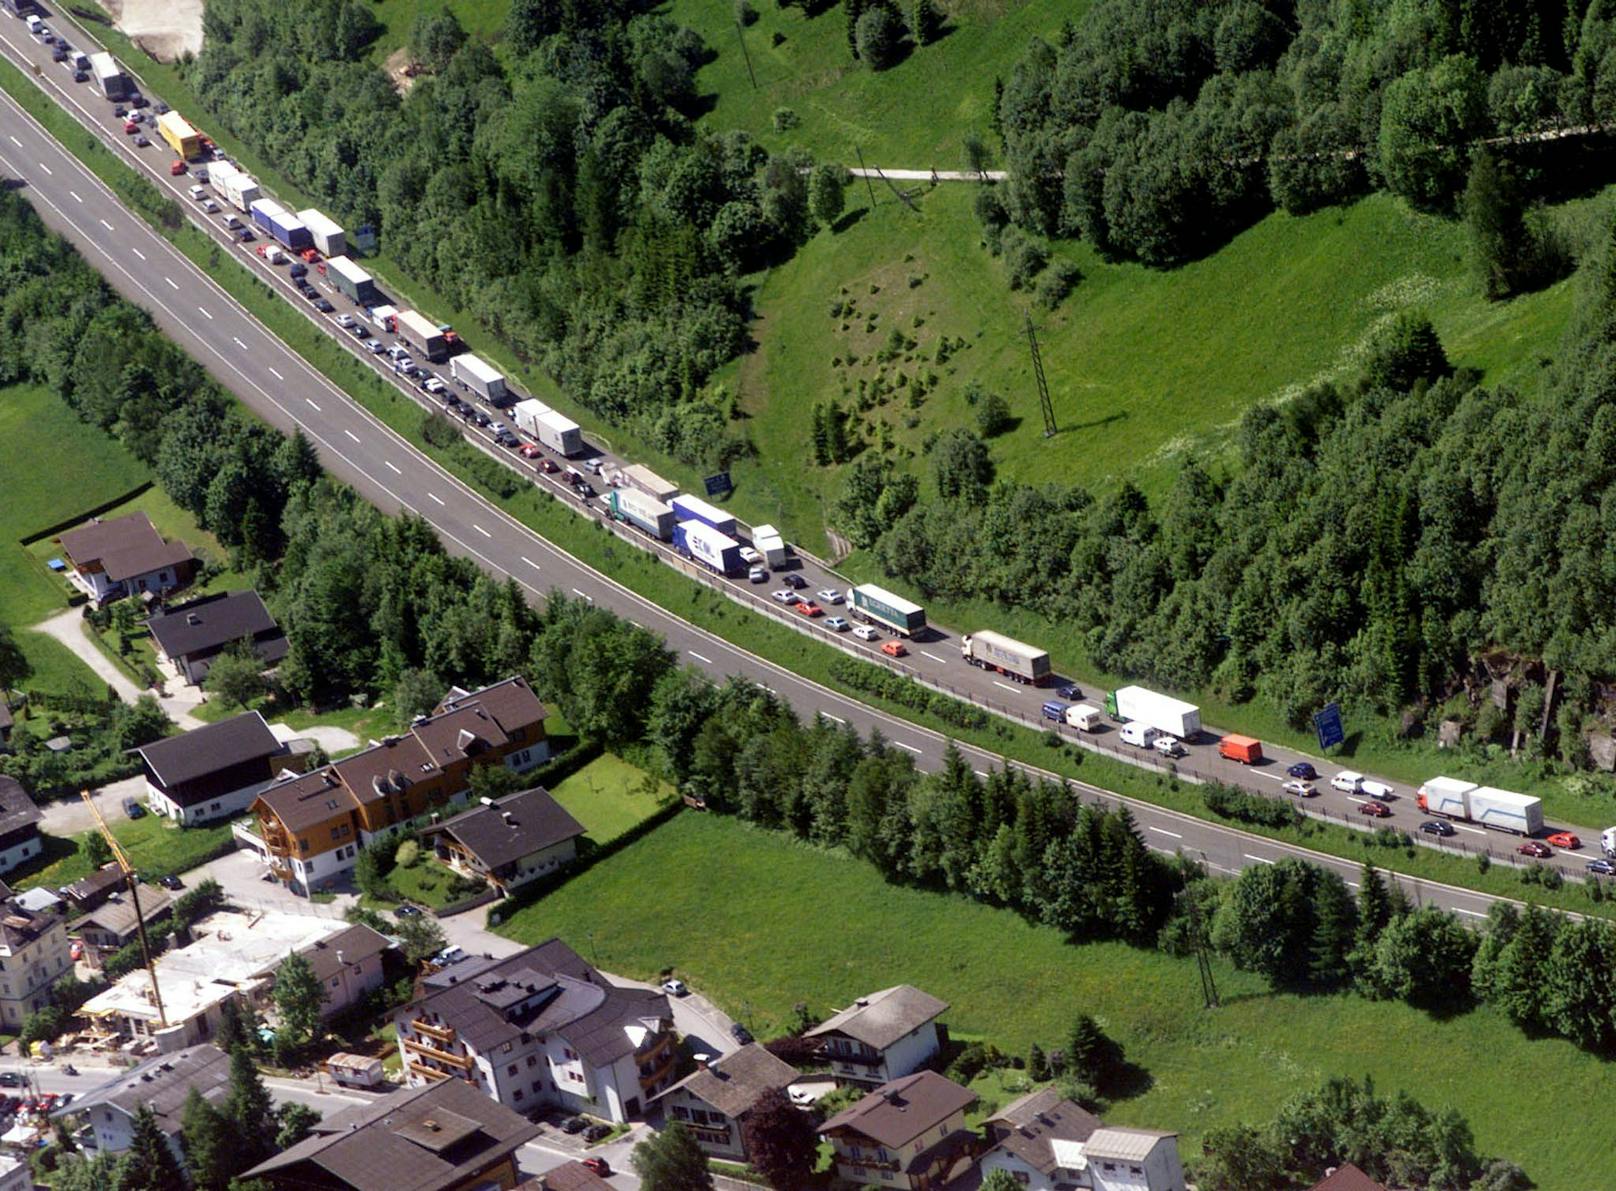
[581, 1158, 611, 1177]
[661, 978, 688, 997]
[1517, 840, 1553, 859]
[583, 1124, 612, 1143]
[560, 1117, 587, 1134]
[393, 903, 422, 918]
[729, 1023, 753, 1044]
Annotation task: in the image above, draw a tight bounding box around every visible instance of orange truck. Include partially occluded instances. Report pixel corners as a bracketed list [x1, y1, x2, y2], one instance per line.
[1219, 734, 1264, 765]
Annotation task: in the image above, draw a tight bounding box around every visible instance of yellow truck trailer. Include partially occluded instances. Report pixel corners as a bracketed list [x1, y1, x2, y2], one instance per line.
[156, 111, 202, 159]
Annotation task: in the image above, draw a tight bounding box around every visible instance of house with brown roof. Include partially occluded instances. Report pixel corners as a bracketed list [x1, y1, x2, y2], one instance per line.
[56, 513, 196, 606]
[243, 1075, 539, 1191]
[53, 1043, 230, 1166]
[806, 984, 950, 1087]
[146, 590, 288, 686]
[0, 777, 42, 876]
[135, 710, 301, 825]
[423, 786, 585, 894]
[68, 885, 173, 967]
[1310, 1164, 1388, 1191]
[654, 1043, 798, 1162]
[820, 1070, 979, 1190]
[976, 1088, 1185, 1191]
[59, 863, 127, 913]
[298, 923, 393, 1020]
[392, 937, 677, 1122]
[525, 1162, 613, 1191]
[248, 676, 549, 895]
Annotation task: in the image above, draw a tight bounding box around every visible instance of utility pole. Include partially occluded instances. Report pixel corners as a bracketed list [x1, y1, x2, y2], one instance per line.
[1025, 312, 1057, 437]
[1186, 890, 1220, 1010]
[853, 145, 878, 212]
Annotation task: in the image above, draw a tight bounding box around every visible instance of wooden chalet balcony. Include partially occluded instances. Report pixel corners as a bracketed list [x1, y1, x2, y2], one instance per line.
[841, 1152, 900, 1173]
[402, 1036, 472, 1070]
[410, 1018, 455, 1044]
[638, 1046, 678, 1088]
[407, 1060, 450, 1082]
[823, 1047, 883, 1068]
[260, 822, 292, 854]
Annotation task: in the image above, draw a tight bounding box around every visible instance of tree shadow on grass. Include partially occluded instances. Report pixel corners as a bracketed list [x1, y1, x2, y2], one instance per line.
[832, 207, 870, 235]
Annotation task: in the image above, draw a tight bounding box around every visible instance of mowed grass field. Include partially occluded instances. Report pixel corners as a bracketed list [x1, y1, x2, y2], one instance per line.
[549, 753, 676, 845]
[499, 813, 1615, 1189]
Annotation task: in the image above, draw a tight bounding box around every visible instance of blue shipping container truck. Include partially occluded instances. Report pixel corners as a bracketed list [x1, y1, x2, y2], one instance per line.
[270, 212, 312, 251]
[669, 494, 736, 536]
[674, 521, 744, 576]
[608, 489, 675, 542]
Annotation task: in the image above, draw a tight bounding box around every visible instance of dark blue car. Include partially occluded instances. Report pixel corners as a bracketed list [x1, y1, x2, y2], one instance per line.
[1286, 761, 1318, 780]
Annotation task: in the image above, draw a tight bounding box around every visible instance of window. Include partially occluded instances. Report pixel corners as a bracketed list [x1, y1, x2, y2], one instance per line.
[531, 1079, 544, 1093]
[514, 1089, 524, 1101]
[526, 1056, 537, 1068]
[673, 1106, 689, 1121]
[507, 1064, 518, 1076]
[330, 977, 340, 988]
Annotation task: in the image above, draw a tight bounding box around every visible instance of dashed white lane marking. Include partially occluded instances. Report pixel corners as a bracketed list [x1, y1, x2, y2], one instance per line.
[131, 248, 144, 260]
[197, 306, 212, 319]
[920, 651, 947, 663]
[1243, 853, 1275, 865]
[344, 430, 360, 443]
[473, 524, 491, 538]
[571, 588, 593, 601]
[1150, 827, 1183, 839]
[37, 161, 50, 175]
[688, 652, 713, 665]
[823, 713, 845, 725]
[895, 742, 923, 755]
[68, 189, 80, 202]
[993, 681, 1019, 693]
[269, 367, 284, 380]
[1456, 908, 1487, 918]
[520, 556, 539, 569]
[99, 218, 112, 231]
[305, 398, 321, 412]
[427, 493, 444, 506]
[163, 277, 177, 290]
[384, 461, 401, 474]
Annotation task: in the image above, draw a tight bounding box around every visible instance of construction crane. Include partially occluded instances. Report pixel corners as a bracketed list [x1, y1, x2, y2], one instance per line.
[80, 790, 167, 1029]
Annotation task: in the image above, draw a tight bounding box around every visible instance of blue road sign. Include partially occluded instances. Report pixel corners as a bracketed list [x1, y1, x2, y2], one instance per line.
[703, 471, 733, 498]
[1313, 702, 1345, 751]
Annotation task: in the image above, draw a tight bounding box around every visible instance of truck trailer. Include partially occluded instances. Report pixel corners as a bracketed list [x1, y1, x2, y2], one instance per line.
[325, 256, 378, 306]
[751, 523, 788, 568]
[88, 52, 128, 100]
[619, 464, 678, 504]
[156, 111, 201, 159]
[1106, 686, 1201, 740]
[249, 199, 312, 251]
[669, 494, 735, 535]
[1415, 778, 1543, 836]
[961, 630, 1051, 685]
[532, 408, 582, 457]
[296, 209, 346, 258]
[208, 162, 261, 212]
[848, 584, 926, 637]
[324, 1053, 384, 1090]
[394, 309, 449, 363]
[609, 488, 676, 541]
[452, 354, 508, 405]
[511, 400, 550, 439]
[675, 520, 744, 576]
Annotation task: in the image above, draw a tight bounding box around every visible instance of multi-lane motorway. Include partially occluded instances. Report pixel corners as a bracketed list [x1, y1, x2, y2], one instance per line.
[0, 8, 1592, 919]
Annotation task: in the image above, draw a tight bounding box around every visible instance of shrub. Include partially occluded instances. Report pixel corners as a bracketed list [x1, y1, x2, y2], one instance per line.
[395, 840, 421, 868]
[772, 107, 798, 131]
[736, 0, 758, 25]
[421, 412, 460, 448]
[974, 391, 1013, 437]
[1036, 259, 1081, 309]
[1001, 227, 1049, 290]
[1202, 782, 1301, 829]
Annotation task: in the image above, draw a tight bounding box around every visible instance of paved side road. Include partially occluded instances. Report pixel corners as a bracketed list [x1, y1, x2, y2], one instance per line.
[32, 609, 141, 702]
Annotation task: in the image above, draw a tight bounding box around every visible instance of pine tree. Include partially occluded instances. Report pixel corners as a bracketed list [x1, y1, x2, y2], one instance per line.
[846, 0, 867, 58]
[907, 0, 942, 44]
[1494, 904, 1560, 1030]
[1065, 1014, 1120, 1090]
[1351, 863, 1391, 982]
[120, 1104, 186, 1191]
[226, 1045, 278, 1170]
[812, 403, 831, 465]
[1307, 873, 1358, 989]
[1385, 875, 1414, 921]
[1027, 1042, 1048, 1081]
[181, 1087, 236, 1191]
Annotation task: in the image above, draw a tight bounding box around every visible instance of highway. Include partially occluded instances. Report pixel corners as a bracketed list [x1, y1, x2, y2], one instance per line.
[0, 8, 1595, 919]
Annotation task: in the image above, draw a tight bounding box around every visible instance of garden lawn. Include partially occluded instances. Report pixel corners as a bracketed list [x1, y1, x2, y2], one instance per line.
[549, 754, 676, 844]
[13, 814, 236, 890]
[386, 853, 463, 908]
[498, 813, 1615, 1190]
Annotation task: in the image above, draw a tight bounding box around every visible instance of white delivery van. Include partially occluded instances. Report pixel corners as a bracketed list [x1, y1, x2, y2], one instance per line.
[1330, 770, 1364, 793]
[1120, 722, 1160, 748]
[1602, 827, 1616, 857]
[1065, 704, 1102, 732]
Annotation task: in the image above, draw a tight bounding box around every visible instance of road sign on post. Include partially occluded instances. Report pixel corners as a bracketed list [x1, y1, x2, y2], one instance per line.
[1313, 702, 1345, 751]
[703, 471, 733, 498]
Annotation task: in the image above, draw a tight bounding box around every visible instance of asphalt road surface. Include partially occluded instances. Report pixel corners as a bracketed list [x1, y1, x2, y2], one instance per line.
[0, 10, 1603, 913]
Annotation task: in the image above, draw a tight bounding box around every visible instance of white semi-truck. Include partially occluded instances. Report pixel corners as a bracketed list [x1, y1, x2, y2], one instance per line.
[1106, 686, 1201, 740]
[1416, 778, 1543, 836]
[961, 630, 1051, 685]
[452, 354, 508, 405]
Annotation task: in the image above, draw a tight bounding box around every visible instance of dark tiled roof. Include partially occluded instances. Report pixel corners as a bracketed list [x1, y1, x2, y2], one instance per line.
[62, 864, 125, 909]
[434, 676, 547, 733]
[820, 1071, 975, 1149]
[982, 1089, 1100, 1177]
[245, 1076, 537, 1190]
[411, 704, 511, 767]
[655, 1043, 796, 1119]
[535, 1161, 614, 1190]
[405, 938, 669, 1068]
[68, 885, 172, 939]
[1311, 1164, 1388, 1191]
[428, 787, 584, 871]
[255, 767, 355, 834]
[0, 777, 41, 838]
[146, 591, 283, 660]
[806, 985, 949, 1051]
[57, 1044, 230, 1135]
[301, 924, 392, 983]
[58, 513, 194, 583]
[136, 711, 279, 789]
[333, 734, 439, 810]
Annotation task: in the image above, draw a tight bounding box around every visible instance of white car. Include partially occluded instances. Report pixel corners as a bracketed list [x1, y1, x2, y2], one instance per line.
[1360, 780, 1395, 801]
[739, 546, 762, 565]
[816, 589, 844, 604]
[1282, 780, 1316, 798]
[748, 565, 767, 583]
[662, 978, 689, 997]
[335, 314, 356, 329]
[201, 198, 219, 213]
[365, 339, 385, 354]
[852, 625, 880, 641]
[1330, 771, 1364, 794]
[1153, 735, 1184, 758]
[825, 617, 849, 632]
[771, 590, 799, 604]
[187, 185, 206, 202]
[585, 458, 604, 474]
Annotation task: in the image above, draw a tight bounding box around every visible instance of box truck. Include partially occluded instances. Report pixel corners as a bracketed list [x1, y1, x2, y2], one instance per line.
[1416, 778, 1543, 835]
[675, 520, 744, 576]
[532, 408, 582, 456]
[325, 256, 378, 306]
[1106, 686, 1201, 740]
[669, 494, 735, 535]
[1603, 827, 1616, 858]
[451, 354, 508, 405]
[848, 584, 926, 637]
[751, 523, 789, 567]
[620, 464, 678, 504]
[395, 309, 449, 363]
[1219, 734, 1263, 764]
[89, 52, 128, 100]
[209, 161, 261, 212]
[296, 208, 346, 258]
[962, 630, 1052, 685]
[511, 399, 551, 439]
[156, 111, 201, 159]
[609, 488, 675, 541]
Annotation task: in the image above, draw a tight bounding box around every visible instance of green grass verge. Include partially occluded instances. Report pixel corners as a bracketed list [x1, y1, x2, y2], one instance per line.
[549, 753, 676, 844]
[13, 813, 236, 891]
[496, 812, 1613, 1190]
[6, 38, 1600, 919]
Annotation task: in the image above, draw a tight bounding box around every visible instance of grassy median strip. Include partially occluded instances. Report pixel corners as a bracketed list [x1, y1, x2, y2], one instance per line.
[6, 53, 1607, 922]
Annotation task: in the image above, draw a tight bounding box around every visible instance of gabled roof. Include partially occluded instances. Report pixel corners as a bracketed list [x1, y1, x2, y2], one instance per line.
[0, 777, 41, 839]
[243, 1075, 538, 1190]
[256, 767, 357, 834]
[135, 711, 280, 789]
[1083, 1126, 1176, 1162]
[1310, 1164, 1388, 1191]
[146, 590, 284, 661]
[805, 984, 949, 1051]
[58, 513, 194, 582]
[61, 863, 125, 909]
[56, 1044, 229, 1136]
[426, 786, 585, 871]
[300, 924, 392, 984]
[533, 1161, 613, 1191]
[819, 1071, 975, 1149]
[68, 885, 172, 939]
[982, 1088, 1101, 1176]
[655, 1043, 796, 1119]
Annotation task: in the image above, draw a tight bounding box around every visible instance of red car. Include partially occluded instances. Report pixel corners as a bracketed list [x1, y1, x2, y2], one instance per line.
[1518, 840, 1553, 859]
[1547, 831, 1582, 850]
[793, 600, 823, 618]
[881, 640, 907, 658]
[581, 1157, 611, 1177]
[169, 160, 186, 176]
[1357, 801, 1391, 818]
[519, 443, 542, 459]
[536, 458, 558, 473]
[123, 119, 139, 134]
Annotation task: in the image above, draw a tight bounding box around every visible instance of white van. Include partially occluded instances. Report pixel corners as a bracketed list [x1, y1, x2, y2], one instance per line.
[1065, 704, 1101, 732]
[25, 16, 44, 36]
[1120, 721, 1159, 748]
[1330, 770, 1364, 794]
[187, 184, 206, 201]
[1601, 827, 1616, 857]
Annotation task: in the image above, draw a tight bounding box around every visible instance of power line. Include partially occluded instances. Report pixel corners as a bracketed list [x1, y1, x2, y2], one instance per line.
[1025, 312, 1056, 438]
[853, 145, 878, 211]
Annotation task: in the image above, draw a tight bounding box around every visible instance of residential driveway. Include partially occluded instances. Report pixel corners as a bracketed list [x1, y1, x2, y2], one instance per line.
[37, 775, 144, 838]
[268, 721, 361, 756]
[192, 848, 355, 920]
[609, 975, 741, 1058]
[32, 609, 141, 702]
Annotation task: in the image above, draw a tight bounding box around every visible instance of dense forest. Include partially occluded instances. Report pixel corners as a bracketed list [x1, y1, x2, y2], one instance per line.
[998, 0, 1604, 265]
[189, 0, 831, 467]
